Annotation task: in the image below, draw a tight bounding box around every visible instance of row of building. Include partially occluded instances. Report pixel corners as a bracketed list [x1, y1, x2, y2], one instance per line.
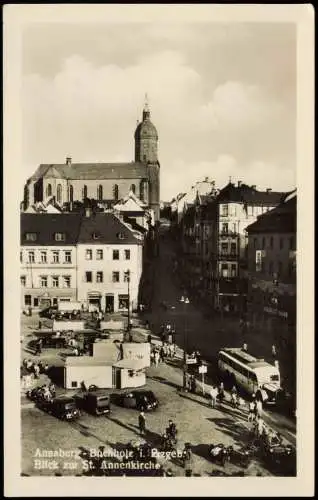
[21, 210, 145, 313]
[170, 181, 296, 346]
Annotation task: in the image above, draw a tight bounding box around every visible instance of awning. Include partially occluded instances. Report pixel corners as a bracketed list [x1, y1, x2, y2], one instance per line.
[88, 292, 102, 298]
[113, 359, 146, 370]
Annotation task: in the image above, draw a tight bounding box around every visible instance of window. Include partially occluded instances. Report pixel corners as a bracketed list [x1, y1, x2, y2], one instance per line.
[112, 271, 120, 283]
[21, 276, 26, 286]
[279, 238, 284, 250]
[96, 249, 103, 260]
[221, 223, 228, 234]
[41, 251, 47, 264]
[230, 264, 237, 277]
[54, 232, 66, 242]
[20, 251, 23, 263]
[46, 184, 52, 197]
[34, 297, 39, 307]
[221, 204, 228, 216]
[63, 276, 71, 288]
[221, 243, 228, 255]
[56, 184, 62, 203]
[118, 294, 129, 309]
[96, 272, 103, 283]
[124, 271, 130, 282]
[255, 250, 263, 272]
[52, 251, 59, 263]
[28, 251, 35, 263]
[230, 243, 236, 255]
[71, 381, 78, 388]
[130, 184, 136, 194]
[232, 223, 237, 234]
[113, 184, 119, 201]
[64, 251, 71, 263]
[262, 237, 266, 249]
[113, 250, 119, 260]
[82, 185, 88, 200]
[270, 236, 274, 249]
[52, 276, 59, 288]
[24, 295, 32, 306]
[25, 232, 37, 242]
[69, 185, 74, 203]
[86, 249, 92, 260]
[221, 263, 228, 278]
[268, 261, 274, 275]
[97, 185, 103, 201]
[40, 276, 48, 288]
[85, 271, 92, 283]
[124, 249, 131, 260]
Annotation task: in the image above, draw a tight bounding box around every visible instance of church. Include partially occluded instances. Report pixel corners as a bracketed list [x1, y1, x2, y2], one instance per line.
[22, 100, 161, 222]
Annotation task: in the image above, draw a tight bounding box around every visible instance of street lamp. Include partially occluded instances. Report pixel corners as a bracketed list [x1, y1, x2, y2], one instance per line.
[180, 295, 190, 391]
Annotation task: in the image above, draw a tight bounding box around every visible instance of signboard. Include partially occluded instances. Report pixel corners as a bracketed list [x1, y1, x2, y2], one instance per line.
[198, 365, 207, 374]
[122, 343, 150, 368]
[186, 358, 197, 365]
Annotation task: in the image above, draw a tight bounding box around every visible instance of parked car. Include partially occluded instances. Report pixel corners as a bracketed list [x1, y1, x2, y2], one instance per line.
[112, 390, 158, 411]
[74, 390, 111, 416]
[37, 396, 81, 421]
[39, 306, 58, 319]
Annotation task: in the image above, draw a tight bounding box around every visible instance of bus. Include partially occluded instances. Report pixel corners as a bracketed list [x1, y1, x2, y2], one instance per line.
[218, 347, 282, 405]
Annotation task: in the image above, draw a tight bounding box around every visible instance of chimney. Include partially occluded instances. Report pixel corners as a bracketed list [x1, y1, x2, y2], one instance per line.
[266, 188, 272, 193]
[251, 185, 256, 190]
[238, 180, 242, 187]
[66, 156, 72, 167]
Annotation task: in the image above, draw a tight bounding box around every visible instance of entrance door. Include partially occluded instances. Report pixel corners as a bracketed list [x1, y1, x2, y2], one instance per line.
[89, 298, 101, 311]
[105, 294, 114, 313]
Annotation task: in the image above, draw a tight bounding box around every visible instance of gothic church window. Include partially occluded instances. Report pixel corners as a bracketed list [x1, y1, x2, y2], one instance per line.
[46, 184, 52, 197]
[82, 185, 88, 200]
[69, 185, 74, 203]
[113, 184, 119, 201]
[57, 184, 62, 203]
[98, 185, 103, 201]
[130, 184, 136, 194]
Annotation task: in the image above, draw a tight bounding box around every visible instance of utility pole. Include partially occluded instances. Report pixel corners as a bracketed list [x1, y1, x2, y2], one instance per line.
[180, 295, 190, 390]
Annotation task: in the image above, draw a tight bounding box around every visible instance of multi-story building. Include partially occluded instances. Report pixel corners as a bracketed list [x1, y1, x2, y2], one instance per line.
[20, 213, 81, 310]
[212, 181, 289, 314]
[76, 211, 143, 312]
[246, 191, 296, 346]
[20, 211, 143, 313]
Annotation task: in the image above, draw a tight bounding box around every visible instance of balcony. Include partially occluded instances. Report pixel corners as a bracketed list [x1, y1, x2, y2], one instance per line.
[219, 231, 239, 238]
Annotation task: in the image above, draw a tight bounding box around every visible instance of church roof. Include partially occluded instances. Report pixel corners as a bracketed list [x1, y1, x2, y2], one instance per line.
[30, 162, 149, 181]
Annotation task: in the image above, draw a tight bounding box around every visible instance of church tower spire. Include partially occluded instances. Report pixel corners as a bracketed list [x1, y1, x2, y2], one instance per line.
[134, 95, 158, 164]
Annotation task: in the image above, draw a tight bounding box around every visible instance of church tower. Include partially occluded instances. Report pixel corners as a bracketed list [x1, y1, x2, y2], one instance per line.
[134, 95, 160, 222]
[134, 95, 158, 163]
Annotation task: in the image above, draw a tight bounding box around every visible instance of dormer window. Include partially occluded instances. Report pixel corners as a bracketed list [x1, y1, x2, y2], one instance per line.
[92, 232, 101, 240]
[25, 232, 37, 242]
[117, 232, 125, 240]
[54, 232, 66, 242]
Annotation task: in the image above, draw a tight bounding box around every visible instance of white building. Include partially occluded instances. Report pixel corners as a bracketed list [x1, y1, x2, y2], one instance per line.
[21, 211, 143, 313]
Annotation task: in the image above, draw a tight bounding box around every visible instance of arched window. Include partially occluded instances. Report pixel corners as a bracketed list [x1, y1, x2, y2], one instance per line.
[46, 183, 52, 197]
[82, 185, 88, 200]
[69, 185, 74, 203]
[97, 185, 103, 201]
[113, 184, 119, 201]
[56, 184, 62, 203]
[130, 184, 136, 194]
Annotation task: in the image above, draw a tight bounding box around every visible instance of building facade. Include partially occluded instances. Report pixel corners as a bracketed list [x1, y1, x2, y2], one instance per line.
[21, 212, 143, 313]
[22, 101, 161, 222]
[246, 191, 296, 348]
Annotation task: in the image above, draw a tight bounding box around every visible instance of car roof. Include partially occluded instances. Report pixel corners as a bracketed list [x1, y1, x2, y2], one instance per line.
[54, 396, 75, 403]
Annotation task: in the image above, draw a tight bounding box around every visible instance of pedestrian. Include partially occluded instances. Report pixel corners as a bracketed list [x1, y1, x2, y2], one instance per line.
[190, 375, 196, 394]
[34, 364, 40, 379]
[36, 339, 42, 355]
[182, 443, 193, 477]
[147, 334, 152, 344]
[168, 343, 174, 358]
[242, 342, 248, 352]
[256, 415, 265, 439]
[150, 350, 155, 366]
[49, 382, 56, 398]
[231, 392, 238, 408]
[237, 396, 245, 410]
[160, 346, 165, 363]
[271, 344, 277, 357]
[248, 400, 257, 423]
[168, 333, 172, 344]
[256, 399, 263, 417]
[154, 350, 160, 368]
[210, 385, 218, 408]
[274, 359, 280, 370]
[43, 363, 49, 374]
[138, 411, 146, 436]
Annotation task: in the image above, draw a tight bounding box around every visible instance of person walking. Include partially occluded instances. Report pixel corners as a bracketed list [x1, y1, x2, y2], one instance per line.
[36, 339, 42, 356]
[147, 334, 152, 344]
[182, 443, 193, 477]
[154, 350, 160, 368]
[242, 342, 248, 352]
[138, 411, 146, 436]
[256, 415, 265, 439]
[248, 400, 257, 423]
[210, 385, 218, 408]
[256, 399, 263, 418]
[34, 363, 40, 379]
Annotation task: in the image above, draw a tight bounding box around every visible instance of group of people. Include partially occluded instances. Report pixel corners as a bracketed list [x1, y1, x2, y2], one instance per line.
[150, 341, 176, 366]
[22, 358, 49, 378]
[34, 383, 56, 402]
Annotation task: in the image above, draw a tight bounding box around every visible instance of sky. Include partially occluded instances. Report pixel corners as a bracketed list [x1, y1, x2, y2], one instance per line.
[22, 22, 296, 201]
